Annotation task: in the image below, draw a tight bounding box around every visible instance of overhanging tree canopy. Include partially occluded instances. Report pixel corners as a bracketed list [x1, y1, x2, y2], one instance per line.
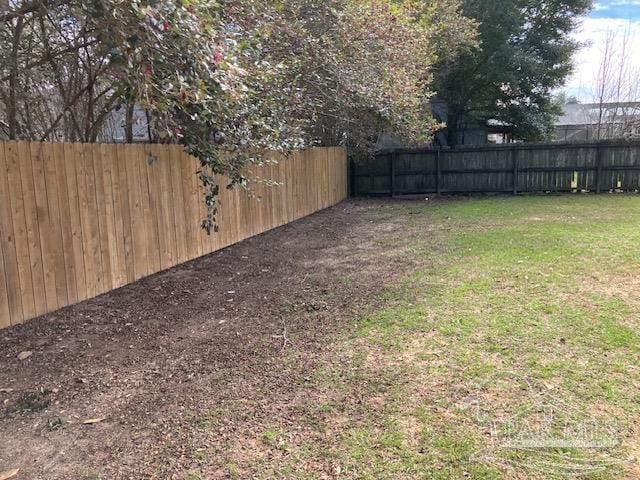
[432, 0, 592, 146]
[1, 0, 475, 228]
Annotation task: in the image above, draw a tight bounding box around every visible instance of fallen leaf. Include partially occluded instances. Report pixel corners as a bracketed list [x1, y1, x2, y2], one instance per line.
[0, 388, 14, 393]
[0, 468, 20, 480]
[83, 417, 106, 425]
[17, 351, 32, 360]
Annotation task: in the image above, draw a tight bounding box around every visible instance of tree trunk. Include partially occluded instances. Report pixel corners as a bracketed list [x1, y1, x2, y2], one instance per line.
[145, 109, 153, 142]
[8, 17, 24, 139]
[446, 108, 460, 148]
[124, 101, 134, 143]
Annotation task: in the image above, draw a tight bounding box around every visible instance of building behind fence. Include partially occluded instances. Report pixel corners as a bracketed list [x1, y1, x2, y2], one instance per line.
[355, 140, 640, 196]
[0, 142, 347, 328]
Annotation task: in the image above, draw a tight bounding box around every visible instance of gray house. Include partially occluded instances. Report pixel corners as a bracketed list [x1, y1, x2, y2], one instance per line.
[99, 105, 153, 143]
[430, 98, 491, 146]
[555, 102, 640, 141]
[377, 98, 513, 149]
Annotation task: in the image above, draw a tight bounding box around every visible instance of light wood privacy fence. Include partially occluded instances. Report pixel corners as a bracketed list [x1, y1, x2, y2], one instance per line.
[0, 142, 347, 328]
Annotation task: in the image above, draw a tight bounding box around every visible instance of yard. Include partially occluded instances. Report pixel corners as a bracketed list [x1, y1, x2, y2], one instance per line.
[1, 195, 639, 479]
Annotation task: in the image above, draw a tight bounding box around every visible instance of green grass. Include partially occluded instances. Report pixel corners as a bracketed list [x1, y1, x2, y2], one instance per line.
[346, 195, 640, 479]
[262, 427, 288, 450]
[234, 195, 640, 479]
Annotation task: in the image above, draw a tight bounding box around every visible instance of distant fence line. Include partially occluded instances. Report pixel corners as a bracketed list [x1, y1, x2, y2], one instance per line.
[354, 140, 640, 196]
[0, 142, 347, 328]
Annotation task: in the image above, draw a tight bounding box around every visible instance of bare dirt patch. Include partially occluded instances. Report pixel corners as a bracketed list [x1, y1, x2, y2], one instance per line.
[0, 199, 421, 479]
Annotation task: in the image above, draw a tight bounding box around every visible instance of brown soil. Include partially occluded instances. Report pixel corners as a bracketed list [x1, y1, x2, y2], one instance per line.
[0, 199, 420, 479]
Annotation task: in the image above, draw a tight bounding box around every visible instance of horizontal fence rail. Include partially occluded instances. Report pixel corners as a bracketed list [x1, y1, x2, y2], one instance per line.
[355, 140, 640, 196]
[0, 141, 347, 328]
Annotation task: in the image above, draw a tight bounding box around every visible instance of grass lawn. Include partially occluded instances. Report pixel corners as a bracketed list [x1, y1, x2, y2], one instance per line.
[248, 195, 640, 479]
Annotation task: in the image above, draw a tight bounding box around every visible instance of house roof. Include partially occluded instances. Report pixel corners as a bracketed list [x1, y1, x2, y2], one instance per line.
[557, 102, 640, 126]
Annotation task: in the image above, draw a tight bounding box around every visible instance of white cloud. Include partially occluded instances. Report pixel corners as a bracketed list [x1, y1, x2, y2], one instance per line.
[564, 16, 640, 101]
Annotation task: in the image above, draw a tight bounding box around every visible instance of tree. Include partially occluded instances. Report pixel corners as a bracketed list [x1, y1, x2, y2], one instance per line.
[0, 0, 126, 142]
[432, 0, 592, 146]
[251, 0, 475, 158]
[591, 27, 640, 139]
[553, 92, 580, 105]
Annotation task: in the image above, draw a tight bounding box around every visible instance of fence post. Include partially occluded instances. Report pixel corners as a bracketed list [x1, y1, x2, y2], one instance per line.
[595, 143, 602, 194]
[390, 151, 396, 197]
[512, 147, 518, 195]
[436, 148, 442, 195]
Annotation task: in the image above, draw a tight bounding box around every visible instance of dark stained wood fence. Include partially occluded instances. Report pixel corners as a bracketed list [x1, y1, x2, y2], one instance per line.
[353, 140, 640, 196]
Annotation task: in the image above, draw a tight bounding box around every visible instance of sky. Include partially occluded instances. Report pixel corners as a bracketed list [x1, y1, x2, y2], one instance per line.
[563, 0, 640, 102]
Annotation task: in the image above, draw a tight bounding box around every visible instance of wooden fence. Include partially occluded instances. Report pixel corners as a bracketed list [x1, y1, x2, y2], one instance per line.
[0, 141, 347, 328]
[354, 140, 640, 196]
